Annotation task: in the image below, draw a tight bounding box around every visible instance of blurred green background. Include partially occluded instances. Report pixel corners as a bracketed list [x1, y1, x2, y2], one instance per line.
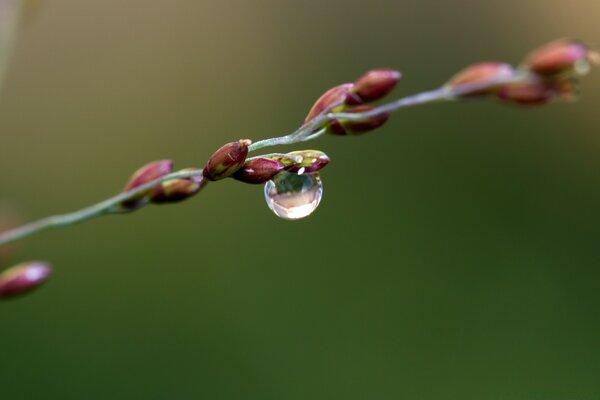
[1, 0, 600, 399]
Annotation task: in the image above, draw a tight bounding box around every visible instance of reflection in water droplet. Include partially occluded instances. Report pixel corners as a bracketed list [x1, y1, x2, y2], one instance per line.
[264, 172, 323, 220]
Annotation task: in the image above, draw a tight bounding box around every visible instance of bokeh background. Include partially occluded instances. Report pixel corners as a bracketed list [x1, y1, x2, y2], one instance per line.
[1, 0, 600, 398]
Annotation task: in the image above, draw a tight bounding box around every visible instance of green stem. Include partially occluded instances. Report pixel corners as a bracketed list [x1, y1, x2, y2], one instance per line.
[0, 169, 205, 245]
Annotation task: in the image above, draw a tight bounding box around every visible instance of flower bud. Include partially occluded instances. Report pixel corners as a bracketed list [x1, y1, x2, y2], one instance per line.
[0, 261, 52, 299]
[150, 169, 205, 204]
[281, 150, 330, 173]
[233, 158, 285, 184]
[495, 79, 573, 105]
[446, 62, 516, 96]
[203, 139, 251, 181]
[121, 160, 173, 209]
[346, 68, 401, 104]
[329, 105, 390, 135]
[304, 83, 354, 123]
[523, 38, 598, 76]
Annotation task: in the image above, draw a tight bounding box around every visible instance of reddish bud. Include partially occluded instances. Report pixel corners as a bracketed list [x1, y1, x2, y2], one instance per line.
[233, 158, 285, 184]
[347, 68, 401, 104]
[150, 169, 205, 204]
[523, 38, 598, 76]
[280, 150, 330, 173]
[305, 83, 354, 123]
[446, 62, 516, 96]
[0, 261, 52, 299]
[121, 160, 173, 209]
[330, 105, 390, 135]
[495, 78, 573, 105]
[203, 139, 251, 181]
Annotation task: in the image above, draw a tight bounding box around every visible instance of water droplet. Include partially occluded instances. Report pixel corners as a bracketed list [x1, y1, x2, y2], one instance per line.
[264, 172, 323, 220]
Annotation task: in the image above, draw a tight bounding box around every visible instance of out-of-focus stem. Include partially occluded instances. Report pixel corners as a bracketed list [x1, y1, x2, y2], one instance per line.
[0, 0, 21, 94]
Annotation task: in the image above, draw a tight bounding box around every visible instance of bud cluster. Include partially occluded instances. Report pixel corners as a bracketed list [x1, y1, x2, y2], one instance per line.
[304, 68, 401, 136]
[121, 160, 204, 210]
[446, 38, 598, 104]
[233, 150, 331, 184]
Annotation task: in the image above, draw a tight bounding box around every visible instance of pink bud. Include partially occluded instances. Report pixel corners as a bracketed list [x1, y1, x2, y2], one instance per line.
[121, 160, 173, 209]
[330, 105, 390, 135]
[150, 169, 205, 204]
[282, 150, 330, 173]
[304, 83, 354, 123]
[446, 62, 516, 96]
[233, 158, 285, 184]
[203, 139, 251, 181]
[496, 79, 570, 105]
[0, 261, 52, 299]
[523, 38, 597, 76]
[347, 68, 401, 104]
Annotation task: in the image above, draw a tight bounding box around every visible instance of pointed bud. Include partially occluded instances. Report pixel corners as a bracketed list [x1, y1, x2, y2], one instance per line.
[0, 261, 52, 299]
[329, 105, 390, 135]
[203, 139, 251, 181]
[347, 68, 401, 104]
[121, 160, 173, 210]
[496, 78, 573, 105]
[523, 38, 598, 76]
[233, 158, 285, 184]
[281, 150, 331, 173]
[150, 169, 205, 204]
[305, 83, 354, 123]
[446, 62, 516, 96]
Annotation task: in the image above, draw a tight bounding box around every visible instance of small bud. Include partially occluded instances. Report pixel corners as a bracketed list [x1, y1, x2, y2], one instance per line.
[305, 83, 354, 123]
[496, 79, 571, 105]
[121, 160, 173, 209]
[281, 150, 331, 173]
[329, 105, 390, 135]
[150, 169, 205, 204]
[0, 261, 52, 299]
[203, 139, 251, 181]
[446, 62, 516, 96]
[347, 68, 401, 104]
[523, 38, 597, 76]
[233, 158, 285, 184]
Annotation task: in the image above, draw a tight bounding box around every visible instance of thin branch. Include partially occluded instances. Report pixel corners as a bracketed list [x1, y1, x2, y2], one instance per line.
[0, 169, 205, 245]
[0, 72, 535, 247]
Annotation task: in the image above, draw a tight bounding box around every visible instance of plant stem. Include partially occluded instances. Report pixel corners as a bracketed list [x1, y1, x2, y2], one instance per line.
[0, 169, 205, 245]
[0, 0, 21, 94]
[0, 74, 524, 246]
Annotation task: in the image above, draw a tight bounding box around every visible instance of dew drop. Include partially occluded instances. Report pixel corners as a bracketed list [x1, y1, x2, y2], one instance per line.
[264, 171, 323, 220]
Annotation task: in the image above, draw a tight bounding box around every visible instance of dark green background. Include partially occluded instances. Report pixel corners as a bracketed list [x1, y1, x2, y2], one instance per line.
[1, 0, 600, 398]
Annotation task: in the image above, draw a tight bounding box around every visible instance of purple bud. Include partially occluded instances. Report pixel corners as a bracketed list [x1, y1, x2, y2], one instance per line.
[121, 160, 173, 209]
[523, 38, 598, 76]
[282, 150, 331, 173]
[446, 62, 516, 96]
[203, 139, 252, 181]
[0, 261, 52, 299]
[495, 78, 571, 105]
[347, 68, 401, 104]
[330, 105, 390, 135]
[305, 83, 354, 123]
[233, 158, 285, 184]
[150, 169, 205, 204]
